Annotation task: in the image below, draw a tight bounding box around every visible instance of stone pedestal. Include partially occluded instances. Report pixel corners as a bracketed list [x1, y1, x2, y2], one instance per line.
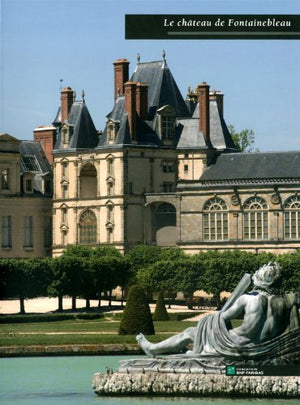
[92, 356, 300, 398]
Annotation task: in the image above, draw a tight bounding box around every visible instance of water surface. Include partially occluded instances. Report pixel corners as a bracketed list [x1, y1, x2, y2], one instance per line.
[0, 356, 298, 405]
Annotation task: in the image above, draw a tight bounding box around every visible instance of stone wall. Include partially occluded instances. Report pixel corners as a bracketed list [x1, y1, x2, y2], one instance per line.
[92, 372, 300, 398]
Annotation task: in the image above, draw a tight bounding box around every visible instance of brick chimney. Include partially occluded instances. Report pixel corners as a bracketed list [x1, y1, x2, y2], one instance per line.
[124, 81, 137, 141]
[210, 90, 224, 117]
[34, 126, 57, 164]
[197, 82, 210, 143]
[61, 87, 74, 123]
[113, 59, 129, 102]
[135, 82, 148, 120]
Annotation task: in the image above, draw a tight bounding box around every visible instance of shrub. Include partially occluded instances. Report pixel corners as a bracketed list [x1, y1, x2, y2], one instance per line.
[119, 284, 155, 335]
[153, 292, 169, 321]
[0, 313, 103, 324]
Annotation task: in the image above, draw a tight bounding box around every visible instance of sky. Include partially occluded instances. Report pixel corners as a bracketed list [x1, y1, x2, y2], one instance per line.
[1, 0, 300, 152]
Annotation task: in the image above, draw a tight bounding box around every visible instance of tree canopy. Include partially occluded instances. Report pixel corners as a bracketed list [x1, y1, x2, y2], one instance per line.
[229, 125, 257, 152]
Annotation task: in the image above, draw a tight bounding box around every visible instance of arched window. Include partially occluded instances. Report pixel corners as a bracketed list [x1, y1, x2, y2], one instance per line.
[203, 197, 228, 241]
[79, 210, 97, 244]
[79, 163, 97, 198]
[155, 203, 176, 247]
[284, 195, 300, 240]
[243, 197, 268, 240]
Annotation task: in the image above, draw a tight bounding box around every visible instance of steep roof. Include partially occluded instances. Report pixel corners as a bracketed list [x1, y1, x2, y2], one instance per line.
[131, 60, 190, 118]
[178, 99, 237, 151]
[19, 141, 52, 174]
[200, 151, 300, 182]
[19, 141, 52, 196]
[54, 100, 99, 151]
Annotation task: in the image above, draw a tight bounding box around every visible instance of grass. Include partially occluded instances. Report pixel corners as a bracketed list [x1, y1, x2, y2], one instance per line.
[0, 313, 242, 348]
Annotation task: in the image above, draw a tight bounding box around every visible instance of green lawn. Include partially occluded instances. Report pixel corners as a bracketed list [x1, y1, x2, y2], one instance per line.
[0, 314, 241, 347]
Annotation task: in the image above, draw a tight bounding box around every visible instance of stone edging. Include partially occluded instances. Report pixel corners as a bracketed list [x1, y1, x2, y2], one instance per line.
[0, 344, 141, 357]
[92, 372, 300, 398]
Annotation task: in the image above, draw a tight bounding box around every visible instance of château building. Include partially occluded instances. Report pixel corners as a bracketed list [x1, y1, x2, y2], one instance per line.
[0, 134, 52, 258]
[1, 54, 299, 258]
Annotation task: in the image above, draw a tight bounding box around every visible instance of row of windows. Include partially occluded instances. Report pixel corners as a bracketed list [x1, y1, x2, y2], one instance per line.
[203, 196, 300, 241]
[1, 216, 52, 248]
[61, 158, 177, 180]
[203, 195, 300, 211]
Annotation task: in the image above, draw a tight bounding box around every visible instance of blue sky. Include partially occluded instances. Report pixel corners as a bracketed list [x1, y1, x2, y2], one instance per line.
[1, 0, 300, 151]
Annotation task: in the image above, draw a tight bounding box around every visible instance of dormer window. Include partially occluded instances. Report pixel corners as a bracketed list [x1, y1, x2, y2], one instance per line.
[1, 168, 10, 190]
[26, 179, 33, 193]
[107, 121, 118, 144]
[157, 105, 176, 144]
[22, 173, 35, 195]
[62, 124, 73, 147]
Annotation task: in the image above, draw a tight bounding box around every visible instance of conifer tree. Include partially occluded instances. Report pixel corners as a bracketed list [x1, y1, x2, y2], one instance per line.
[119, 284, 155, 335]
[153, 291, 169, 321]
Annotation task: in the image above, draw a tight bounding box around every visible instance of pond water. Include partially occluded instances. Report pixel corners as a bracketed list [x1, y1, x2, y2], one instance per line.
[0, 355, 298, 405]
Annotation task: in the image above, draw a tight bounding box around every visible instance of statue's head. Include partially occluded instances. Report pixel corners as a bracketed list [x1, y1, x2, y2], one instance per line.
[252, 262, 282, 291]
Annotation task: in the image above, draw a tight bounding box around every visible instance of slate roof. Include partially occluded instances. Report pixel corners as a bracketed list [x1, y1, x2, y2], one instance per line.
[177, 100, 237, 151]
[19, 141, 52, 196]
[131, 60, 190, 118]
[20, 141, 52, 174]
[200, 151, 300, 182]
[54, 100, 99, 151]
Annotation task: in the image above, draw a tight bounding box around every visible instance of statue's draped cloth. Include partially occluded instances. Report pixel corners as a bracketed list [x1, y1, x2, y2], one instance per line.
[191, 294, 300, 362]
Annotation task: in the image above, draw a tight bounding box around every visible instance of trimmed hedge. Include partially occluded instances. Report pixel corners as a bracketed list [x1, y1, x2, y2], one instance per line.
[0, 313, 103, 324]
[153, 292, 169, 321]
[119, 285, 155, 335]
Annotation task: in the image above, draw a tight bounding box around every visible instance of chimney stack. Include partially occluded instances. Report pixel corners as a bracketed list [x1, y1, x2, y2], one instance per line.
[135, 82, 148, 120]
[124, 81, 137, 141]
[113, 59, 129, 102]
[210, 90, 224, 117]
[197, 82, 210, 143]
[61, 87, 74, 123]
[34, 126, 57, 164]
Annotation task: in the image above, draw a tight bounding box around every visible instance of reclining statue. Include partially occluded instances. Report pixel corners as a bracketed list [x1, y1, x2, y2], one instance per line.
[137, 262, 299, 363]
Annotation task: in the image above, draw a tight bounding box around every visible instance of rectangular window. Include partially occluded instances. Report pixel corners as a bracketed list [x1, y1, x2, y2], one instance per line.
[44, 216, 52, 247]
[1, 216, 12, 247]
[161, 116, 175, 140]
[44, 179, 51, 194]
[162, 182, 175, 192]
[1, 169, 10, 190]
[62, 162, 68, 179]
[184, 164, 189, 172]
[62, 185, 68, 199]
[23, 216, 33, 247]
[162, 160, 175, 173]
[25, 179, 33, 193]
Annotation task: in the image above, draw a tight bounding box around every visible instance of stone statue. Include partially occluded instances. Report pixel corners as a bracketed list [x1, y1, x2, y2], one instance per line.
[137, 262, 299, 363]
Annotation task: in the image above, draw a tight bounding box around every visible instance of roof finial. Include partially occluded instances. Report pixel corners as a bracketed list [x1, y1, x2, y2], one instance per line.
[82, 89, 85, 102]
[137, 53, 141, 63]
[162, 49, 166, 62]
[60, 78, 63, 91]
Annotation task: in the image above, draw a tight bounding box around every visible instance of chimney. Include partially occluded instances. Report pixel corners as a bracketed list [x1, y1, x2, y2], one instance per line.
[135, 82, 148, 120]
[210, 90, 224, 117]
[113, 58, 129, 102]
[34, 126, 57, 164]
[124, 81, 137, 141]
[61, 87, 74, 123]
[197, 82, 210, 143]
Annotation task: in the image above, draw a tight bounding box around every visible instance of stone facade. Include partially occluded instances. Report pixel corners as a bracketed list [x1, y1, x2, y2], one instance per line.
[0, 134, 52, 258]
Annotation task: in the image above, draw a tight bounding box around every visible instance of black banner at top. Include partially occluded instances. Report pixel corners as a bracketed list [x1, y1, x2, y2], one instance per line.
[125, 14, 300, 40]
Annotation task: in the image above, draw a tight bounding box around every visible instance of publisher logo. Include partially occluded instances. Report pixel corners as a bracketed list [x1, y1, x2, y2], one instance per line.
[226, 366, 236, 376]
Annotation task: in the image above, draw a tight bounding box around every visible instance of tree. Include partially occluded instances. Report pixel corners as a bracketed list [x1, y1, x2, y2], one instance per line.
[3, 258, 51, 314]
[229, 125, 257, 152]
[119, 284, 155, 335]
[153, 291, 169, 321]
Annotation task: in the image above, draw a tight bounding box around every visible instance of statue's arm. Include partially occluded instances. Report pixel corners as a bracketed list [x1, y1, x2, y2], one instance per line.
[221, 296, 247, 322]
